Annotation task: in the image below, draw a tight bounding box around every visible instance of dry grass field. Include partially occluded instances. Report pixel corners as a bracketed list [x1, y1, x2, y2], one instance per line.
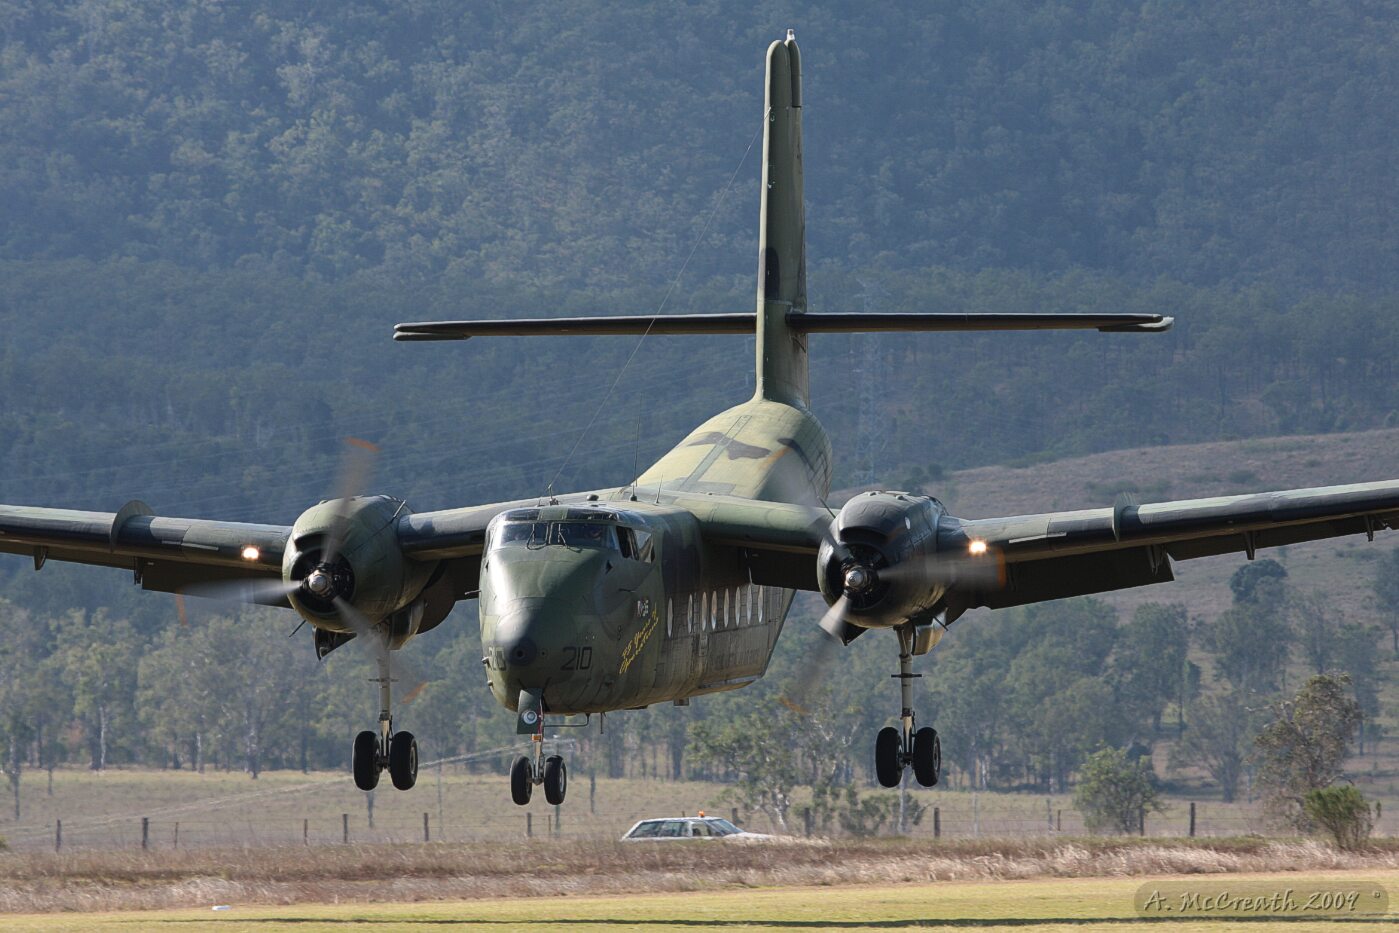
[2, 868, 1397, 932]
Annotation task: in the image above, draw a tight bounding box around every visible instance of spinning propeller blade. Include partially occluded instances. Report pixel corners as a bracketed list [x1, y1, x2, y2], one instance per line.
[321, 437, 380, 567]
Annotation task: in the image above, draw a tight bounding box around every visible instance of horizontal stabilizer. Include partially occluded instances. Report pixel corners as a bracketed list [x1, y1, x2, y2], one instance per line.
[394, 314, 755, 341]
[787, 312, 1173, 333]
[395, 311, 1171, 341]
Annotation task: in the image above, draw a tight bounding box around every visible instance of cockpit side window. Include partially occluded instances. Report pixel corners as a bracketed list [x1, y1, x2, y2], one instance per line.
[553, 522, 618, 550]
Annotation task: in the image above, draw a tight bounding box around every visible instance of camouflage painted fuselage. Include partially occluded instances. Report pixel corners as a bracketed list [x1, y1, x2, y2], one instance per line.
[480, 396, 832, 714]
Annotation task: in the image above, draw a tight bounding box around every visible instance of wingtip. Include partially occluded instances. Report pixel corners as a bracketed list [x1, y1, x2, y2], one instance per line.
[1098, 315, 1174, 334]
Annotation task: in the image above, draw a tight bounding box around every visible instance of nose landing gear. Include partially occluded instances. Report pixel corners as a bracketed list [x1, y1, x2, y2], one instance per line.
[351, 634, 418, 792]
[509, 698, 568, 806]
[874, 624, 941, 788]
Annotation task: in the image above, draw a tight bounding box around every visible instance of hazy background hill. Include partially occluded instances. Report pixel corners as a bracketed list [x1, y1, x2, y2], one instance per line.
[1, 1, 1397, 802]
[5, 1, 1399, 292]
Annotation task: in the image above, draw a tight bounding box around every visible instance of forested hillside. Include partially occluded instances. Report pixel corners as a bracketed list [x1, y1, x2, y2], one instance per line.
[2, 1, 1398, 811]
[5, 1, 1399, 291]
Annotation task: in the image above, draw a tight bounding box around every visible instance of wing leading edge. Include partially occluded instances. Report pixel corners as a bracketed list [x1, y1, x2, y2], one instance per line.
[0, 502, 289, 596]
[938, 479, 1399, 620]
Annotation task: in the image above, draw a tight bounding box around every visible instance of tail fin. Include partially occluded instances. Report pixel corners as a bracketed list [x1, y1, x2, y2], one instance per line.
[754, 31, 810, 406]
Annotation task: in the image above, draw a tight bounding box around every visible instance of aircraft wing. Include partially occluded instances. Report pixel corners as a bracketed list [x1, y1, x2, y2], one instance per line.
[940, 479, 1399, 620]
[0, 502, 290, 596]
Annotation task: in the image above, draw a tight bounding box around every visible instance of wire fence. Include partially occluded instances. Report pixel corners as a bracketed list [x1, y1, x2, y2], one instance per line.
[6, 769, 1395, 853]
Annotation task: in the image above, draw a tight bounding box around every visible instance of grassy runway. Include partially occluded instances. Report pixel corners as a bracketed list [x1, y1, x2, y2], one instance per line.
[5, 870, 1397, 932]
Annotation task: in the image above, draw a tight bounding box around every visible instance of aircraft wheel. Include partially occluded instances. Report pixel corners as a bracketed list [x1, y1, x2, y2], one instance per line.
[510, 756, 534, 806]
[353, 730, 380, 791]
[912, 727, 940, 787]
[875, 726, 903, 788]
[389, 731, 418, 791]
[543, 755, 567, 805]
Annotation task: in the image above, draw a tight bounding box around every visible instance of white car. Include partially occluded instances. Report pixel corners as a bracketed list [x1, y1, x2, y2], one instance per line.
[621, 816, 769, 841]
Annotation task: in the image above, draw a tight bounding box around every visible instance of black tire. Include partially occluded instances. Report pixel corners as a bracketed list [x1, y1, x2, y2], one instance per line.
[543, 755, 567, 805]
[510, 756, 533, 806]
[912, 726, 941, 787]
[353, 730, 380, 791]
[389, 731, 418, 791]
[875, 726, 903, 788]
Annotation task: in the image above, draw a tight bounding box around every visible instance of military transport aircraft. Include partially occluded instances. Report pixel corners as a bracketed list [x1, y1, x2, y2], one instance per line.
[4, 33, 1398, 807]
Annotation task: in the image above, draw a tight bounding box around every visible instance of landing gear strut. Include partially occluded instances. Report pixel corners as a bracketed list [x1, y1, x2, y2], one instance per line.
[874, 624, 940, 788]
[352, 634, 418, 792]
[509, 699, 567, 806]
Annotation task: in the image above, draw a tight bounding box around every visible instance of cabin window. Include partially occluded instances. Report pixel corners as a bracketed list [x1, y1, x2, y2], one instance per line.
[666, 598, 673, 637]
[634, 529, 654, 562]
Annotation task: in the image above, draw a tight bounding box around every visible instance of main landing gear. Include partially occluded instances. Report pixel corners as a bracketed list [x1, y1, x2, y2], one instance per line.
[509, 700, 567, 806]
[352, 635, 418, 792]
[874, 624, 941, 788]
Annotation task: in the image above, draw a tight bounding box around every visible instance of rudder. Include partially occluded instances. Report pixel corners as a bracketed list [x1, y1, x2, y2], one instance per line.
[754, 32, 810, 407]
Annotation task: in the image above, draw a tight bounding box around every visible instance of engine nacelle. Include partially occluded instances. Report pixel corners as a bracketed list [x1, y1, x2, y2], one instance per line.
[817, 491, 946, 629]
[282, 495, 436, 645]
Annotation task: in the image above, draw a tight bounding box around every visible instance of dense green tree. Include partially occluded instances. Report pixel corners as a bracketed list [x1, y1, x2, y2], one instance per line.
[55, 611, 138, 771]
[1113, 603, 1190, 736]
[1200, 601, 1292, 696]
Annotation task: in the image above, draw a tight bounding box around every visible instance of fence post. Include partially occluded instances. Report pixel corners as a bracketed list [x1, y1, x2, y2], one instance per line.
[1189, 801, 1196, 838]
[802, 806, 812, 837]
[731, 807, 740, 826]
[304, 818, 309, 846]
[590, 771, 597, 815]
[342, 812, 349, 844]
[55, 819, 61, 852]
[933, 807, 940, 839]
[526, 812, 533, 838]
[554, 803, 561, 836]
[1138, 807, 1145, 836]
[141, 817, 149, 851]
[173, 821, 179, 849]
[424, 812, 431, 843]
[1056, 809, 1062, 832]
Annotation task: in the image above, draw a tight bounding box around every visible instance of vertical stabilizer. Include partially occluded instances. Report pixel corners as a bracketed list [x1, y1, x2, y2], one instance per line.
[754, 32, 809, 406]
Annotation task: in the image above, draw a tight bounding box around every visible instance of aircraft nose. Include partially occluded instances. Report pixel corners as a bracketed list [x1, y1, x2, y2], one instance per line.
[494, 598, 547, 671]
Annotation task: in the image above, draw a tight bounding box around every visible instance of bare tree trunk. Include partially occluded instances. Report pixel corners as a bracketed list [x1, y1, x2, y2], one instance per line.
[245, 705, 261, 779]
[9, 731, 20, 821]
[97, 705, 107, 771]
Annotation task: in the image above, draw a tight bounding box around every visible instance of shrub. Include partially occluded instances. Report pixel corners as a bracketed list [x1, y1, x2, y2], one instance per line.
[1073, 747, 1162, 835]
[1303, 786, 1375, 850]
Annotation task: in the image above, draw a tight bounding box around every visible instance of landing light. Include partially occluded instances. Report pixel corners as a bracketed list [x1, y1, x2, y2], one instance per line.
[240, 545, 261, 561]
[968, 539, 988, 556]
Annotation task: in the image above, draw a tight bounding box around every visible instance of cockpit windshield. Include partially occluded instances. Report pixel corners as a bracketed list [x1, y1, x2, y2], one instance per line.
[495, 521, 620, 551]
